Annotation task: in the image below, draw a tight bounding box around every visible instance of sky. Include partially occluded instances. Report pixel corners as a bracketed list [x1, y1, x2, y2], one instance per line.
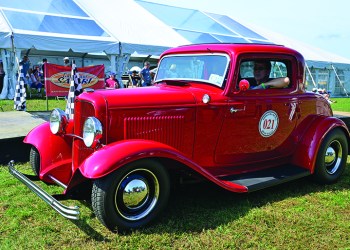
[145, 0, 350, 60]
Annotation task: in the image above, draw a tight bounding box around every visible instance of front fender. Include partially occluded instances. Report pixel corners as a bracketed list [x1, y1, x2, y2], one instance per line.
[80, 140, 186, 179]
[24, 121, 74, 182]
[292, 116, 350, 172]
[79, 139, 248, 192]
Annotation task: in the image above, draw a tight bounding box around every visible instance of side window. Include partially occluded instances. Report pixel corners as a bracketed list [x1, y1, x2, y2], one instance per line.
[239, 60, 290, 89]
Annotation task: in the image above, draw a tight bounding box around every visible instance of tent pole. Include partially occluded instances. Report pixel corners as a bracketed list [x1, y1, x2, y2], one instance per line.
[112, 42, 131, 88]
[109, 55, 116, 74]
[331, 64, 348, 97]
[9, 34, 22, 100]
[46, 95, 48, 111]
[305, 62, 317, 88]
[0, 49, 9, 100]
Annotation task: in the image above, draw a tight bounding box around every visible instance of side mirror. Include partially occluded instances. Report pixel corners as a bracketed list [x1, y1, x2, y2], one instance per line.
[235, 79, 250, 93]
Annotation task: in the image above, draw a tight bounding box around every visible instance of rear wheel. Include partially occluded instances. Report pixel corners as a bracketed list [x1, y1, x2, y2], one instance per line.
[29, 147, 40, 176]
[91, 159, 170, 232]
[313, 128, 348, 183]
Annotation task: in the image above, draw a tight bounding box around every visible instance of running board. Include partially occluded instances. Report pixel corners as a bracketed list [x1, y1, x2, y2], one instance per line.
[8, 160, 80, 220]
[219, 165, 311, 192]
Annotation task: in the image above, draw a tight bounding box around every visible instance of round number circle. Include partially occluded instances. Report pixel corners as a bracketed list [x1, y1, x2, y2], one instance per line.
[259, 110, 279, 137]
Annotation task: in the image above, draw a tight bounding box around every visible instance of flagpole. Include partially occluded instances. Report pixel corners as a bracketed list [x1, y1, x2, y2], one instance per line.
[65, 60, 76, 119]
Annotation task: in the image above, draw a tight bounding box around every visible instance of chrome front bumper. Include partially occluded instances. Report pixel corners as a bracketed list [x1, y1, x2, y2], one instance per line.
[8, 160, 80, 220]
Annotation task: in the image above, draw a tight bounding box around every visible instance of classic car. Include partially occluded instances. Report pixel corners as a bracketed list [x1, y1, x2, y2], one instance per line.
[9, 43, 350, 232]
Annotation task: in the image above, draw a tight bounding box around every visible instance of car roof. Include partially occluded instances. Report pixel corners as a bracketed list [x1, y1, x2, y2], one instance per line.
[161, 43, 303, 60]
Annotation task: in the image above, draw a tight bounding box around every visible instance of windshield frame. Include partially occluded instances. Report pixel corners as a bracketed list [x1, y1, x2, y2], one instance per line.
[154, 53, 230, 88]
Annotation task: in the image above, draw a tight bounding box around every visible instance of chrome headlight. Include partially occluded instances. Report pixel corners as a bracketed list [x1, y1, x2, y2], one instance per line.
[49, 108, 68, 134]
[83, 117, 103, 148]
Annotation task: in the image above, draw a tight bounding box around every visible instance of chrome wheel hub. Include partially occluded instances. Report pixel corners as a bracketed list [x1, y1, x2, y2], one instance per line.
[324, 140, 342, 175]
[115, 168, 159, 221]
[122, 179, 149, 210]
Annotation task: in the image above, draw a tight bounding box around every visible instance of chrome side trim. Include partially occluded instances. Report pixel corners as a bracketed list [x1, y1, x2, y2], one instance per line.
[8, 161, 79, 220]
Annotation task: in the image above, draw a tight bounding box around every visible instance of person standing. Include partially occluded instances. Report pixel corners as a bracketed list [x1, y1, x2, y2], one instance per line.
[20, 55, 31, 85]
[139, 61, 152, 87]
[105, 72, 119, 89]
[130, 70, 139, 87]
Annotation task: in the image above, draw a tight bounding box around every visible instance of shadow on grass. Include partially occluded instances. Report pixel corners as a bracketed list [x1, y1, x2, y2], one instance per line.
[66, 200, 111, 242]
[39, 161, 350, 236]
[141, 161, 350, 234]
[70, 219, 109, 242]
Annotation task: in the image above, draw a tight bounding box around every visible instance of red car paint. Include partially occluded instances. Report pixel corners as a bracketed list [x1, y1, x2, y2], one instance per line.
[12, 43, 349, 231]
[27, 44, 350, 189]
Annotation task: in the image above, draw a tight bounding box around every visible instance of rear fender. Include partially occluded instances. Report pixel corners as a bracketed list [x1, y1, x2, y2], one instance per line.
[292, 116, 350, 172]
[79, 139, 248, 193]
[24, 121, 74, 182]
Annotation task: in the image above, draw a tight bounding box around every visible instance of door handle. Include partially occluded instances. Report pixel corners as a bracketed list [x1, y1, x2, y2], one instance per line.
[230, 107, 245, 113]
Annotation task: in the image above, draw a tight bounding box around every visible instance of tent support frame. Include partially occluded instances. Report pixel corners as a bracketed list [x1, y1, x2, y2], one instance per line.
[305, 62, 317, 88]
[331, 64, 349, 97]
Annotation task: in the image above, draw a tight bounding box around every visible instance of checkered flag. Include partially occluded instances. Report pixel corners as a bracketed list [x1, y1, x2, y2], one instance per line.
[65, 61, 82, 119]
[73, 65, 83, 96]
[13, 65, 27, 111]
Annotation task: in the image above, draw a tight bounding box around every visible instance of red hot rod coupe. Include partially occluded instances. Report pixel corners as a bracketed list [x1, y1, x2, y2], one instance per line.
[9, 43, 350, 232]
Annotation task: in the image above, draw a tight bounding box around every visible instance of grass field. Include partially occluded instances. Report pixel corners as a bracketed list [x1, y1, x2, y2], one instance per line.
[0, 96, 349, 249]
[0, 96, 349, 113]
[1, 159, 350, 249]
[0, 97, 66, 112]
[330, 97, 350, 112]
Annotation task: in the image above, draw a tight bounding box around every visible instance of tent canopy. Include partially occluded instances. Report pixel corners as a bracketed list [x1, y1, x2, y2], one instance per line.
[0, 0, 121, 54]
[0, 0, 187, 55]
[75, 0, 189, 55]
[1, 0, 350, 62]
[0, 0, 349, 99]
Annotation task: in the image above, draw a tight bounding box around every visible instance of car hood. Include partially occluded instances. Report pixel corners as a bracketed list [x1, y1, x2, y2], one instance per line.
[79, 84, 201, 109]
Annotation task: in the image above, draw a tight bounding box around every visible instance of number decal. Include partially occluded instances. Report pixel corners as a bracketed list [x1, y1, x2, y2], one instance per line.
[259, 111, 279, 137]
[263, 119, 275, 130]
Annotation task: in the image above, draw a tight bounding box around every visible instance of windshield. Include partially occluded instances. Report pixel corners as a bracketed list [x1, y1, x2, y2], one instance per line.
[155, 53, 230, 88]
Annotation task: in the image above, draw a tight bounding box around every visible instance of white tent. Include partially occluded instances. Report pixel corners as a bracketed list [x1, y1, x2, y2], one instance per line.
[0, 0, 188, 54]
[77, 0, 350, 96]
[75, 0, 188, 55]
[0, 0, 188, 99]
[1, 0, 349, 99]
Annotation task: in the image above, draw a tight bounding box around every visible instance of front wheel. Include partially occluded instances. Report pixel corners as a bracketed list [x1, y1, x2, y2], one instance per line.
[313, 128, 348, 184]
[91, 159, 170, 232]
[29, 147, 40, 176]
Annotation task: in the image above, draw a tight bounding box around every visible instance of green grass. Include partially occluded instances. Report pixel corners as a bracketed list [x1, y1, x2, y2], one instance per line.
[0, 95, 349, 248]
[0, 97, 349, 113]
[330, 98, 350, 112]
[0, 97, 66, 112]
[1, 159, 350, 249]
